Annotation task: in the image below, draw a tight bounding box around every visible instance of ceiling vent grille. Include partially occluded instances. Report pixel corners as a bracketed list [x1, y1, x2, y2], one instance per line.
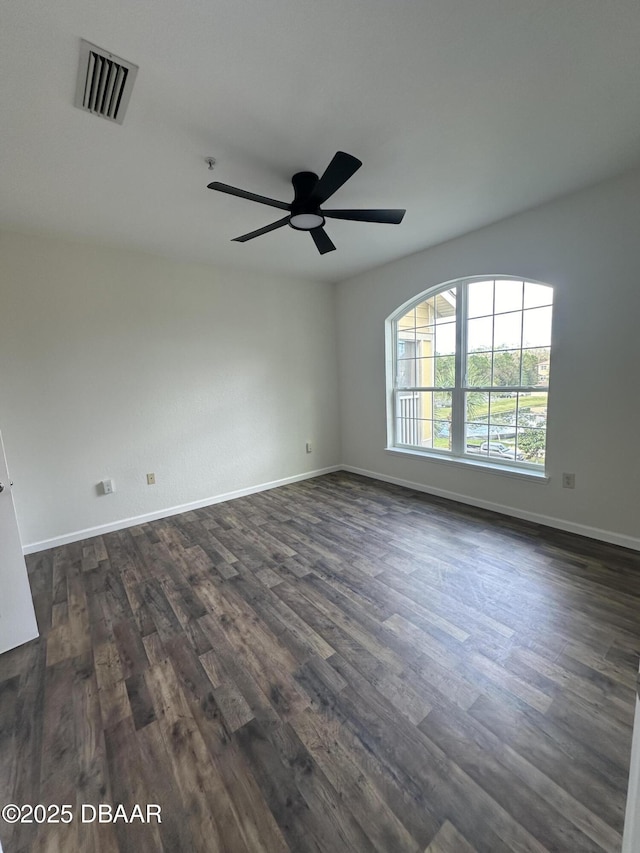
[74, 40, 138, 124]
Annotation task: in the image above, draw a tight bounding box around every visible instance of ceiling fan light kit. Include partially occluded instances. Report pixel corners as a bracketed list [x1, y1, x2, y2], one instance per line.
[289, 213, 325, 231]
[207, 151, 406, 255]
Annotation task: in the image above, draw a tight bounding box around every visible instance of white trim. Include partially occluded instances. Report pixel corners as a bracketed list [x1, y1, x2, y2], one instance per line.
[22, 466, 341, 554]
[384, 446, 549, 482]
[623, 691, 640, 853]
[342, 464, 640, 552]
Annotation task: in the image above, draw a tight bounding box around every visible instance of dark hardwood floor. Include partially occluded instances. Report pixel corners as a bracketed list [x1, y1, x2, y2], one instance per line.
[1, 472, 639, 852]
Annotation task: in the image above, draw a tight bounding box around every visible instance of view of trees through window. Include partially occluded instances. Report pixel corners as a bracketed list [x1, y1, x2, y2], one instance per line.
[393, 278, 552, 468]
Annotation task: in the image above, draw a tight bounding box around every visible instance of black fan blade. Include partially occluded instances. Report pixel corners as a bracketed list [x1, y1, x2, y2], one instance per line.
[310, 227, 336, 255]
[208, 182, 290, 211]
[323, 208, 406, 224]
[310, 152, 362, 205]
[232, 216, 290, 243]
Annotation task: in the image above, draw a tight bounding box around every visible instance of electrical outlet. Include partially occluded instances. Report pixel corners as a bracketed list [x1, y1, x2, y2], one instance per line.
[147, 473, 156, 485]
[102, 479, 115, 495]
[306, 442, 313, 454]
[562, 472, 575, 489]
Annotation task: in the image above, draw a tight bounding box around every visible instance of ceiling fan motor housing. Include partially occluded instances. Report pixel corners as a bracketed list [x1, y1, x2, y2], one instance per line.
[289, 171, 324, 229]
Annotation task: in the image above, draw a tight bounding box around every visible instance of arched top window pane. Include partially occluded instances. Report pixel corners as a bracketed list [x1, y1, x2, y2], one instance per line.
[389, 277, 553, 471]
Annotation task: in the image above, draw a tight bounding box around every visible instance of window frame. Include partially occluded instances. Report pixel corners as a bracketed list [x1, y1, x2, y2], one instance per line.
[387, 275, 553, 477]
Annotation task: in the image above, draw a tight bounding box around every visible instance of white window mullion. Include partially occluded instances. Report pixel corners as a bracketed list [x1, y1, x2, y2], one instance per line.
[451, 283, 466, 455]
[390, 319, 400, 447]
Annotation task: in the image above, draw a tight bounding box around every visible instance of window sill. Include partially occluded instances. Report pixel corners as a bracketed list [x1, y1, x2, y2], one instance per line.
[385, 446, 550, 482]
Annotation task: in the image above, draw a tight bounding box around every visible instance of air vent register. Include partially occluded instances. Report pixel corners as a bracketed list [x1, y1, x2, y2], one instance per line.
[74, 39, 138, 124]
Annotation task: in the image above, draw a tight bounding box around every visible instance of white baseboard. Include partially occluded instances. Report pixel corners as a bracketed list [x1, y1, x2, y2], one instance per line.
[342, 464, 640, 552]
[22, 462, 640, 554]
[22, 465, 341, 554]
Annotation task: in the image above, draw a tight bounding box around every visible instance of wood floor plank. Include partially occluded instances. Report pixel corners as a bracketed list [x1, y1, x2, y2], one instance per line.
[294, 654, 436, 848]
[1, 471, 637, 852]
[144, 658, 230, 853]
[230, 566, 336, 662]
[135, 720, 200, 852]
[103, 715, 165, 853]
[424, 820, 477, 853]
[507, 644, 635, 725]
[420, 703, 616, 852]
[236, 716, 379, 853]
[469, 691, 628, 832]
[328, 653, 551, 853]
[291, 706, 422, 853]
[0, 675, 20, 812]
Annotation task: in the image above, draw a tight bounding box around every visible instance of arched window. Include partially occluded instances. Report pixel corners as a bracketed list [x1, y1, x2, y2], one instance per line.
[388, 277, 553, 471]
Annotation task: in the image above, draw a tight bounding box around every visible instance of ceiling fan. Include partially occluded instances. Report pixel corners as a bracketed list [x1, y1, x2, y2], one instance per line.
[207, 151, 405, 255]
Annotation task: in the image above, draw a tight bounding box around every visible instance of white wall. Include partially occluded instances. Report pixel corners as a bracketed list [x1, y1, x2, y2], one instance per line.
[623, 689, 640, 852]
[3, 167, 640, 552]
[0, 232, 340, 548]
[336, 168, 640, 548]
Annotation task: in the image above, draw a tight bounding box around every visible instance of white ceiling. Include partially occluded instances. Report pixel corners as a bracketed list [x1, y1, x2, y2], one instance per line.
[2, 0, 640, 283]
